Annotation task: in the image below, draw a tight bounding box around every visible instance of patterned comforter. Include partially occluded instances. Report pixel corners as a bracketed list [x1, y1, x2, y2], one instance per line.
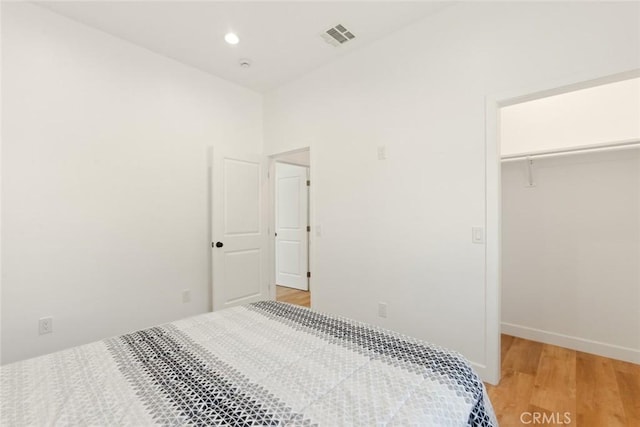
[1, 301, 497, 426]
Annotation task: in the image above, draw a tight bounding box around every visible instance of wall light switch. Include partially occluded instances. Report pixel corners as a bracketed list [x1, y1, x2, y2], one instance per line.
[315, 225, 322, 237]
[472, 227, 485, 244]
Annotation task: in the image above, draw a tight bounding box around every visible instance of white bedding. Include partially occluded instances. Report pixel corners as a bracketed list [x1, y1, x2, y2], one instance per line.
[1, 301, 497, 426]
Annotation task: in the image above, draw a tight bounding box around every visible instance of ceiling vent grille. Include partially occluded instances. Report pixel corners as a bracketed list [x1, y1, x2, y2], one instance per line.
[321, 24, 356, 47]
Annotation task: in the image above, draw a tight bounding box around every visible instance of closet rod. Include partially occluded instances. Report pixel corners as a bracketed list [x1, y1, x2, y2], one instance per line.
[501, 139, 640, 162]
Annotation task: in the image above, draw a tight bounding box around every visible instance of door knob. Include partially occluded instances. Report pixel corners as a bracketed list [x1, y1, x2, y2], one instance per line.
[215, 242, 224, 248]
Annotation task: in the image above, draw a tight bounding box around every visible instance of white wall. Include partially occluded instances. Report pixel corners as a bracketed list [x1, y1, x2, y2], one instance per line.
[263, 1, 640, 378]
[501, 77, 640, 156]
[502, 149, 640, 363]
[1, 3, 262, 364]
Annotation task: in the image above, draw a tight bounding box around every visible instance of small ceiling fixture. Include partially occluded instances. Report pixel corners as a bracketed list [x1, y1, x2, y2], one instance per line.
[239, 58, 251, 69]
[224, 32, 239, 45]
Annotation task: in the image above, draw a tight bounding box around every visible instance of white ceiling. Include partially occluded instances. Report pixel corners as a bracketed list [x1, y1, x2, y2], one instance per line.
[35, 1, 452, 93]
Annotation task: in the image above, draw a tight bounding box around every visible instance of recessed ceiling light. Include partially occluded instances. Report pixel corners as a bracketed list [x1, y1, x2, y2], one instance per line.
[224, 32, 239, 45]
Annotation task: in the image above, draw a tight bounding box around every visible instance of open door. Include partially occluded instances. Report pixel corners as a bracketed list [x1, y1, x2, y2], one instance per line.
[275, 163, 309, 291]
[211, 148, 268, 311]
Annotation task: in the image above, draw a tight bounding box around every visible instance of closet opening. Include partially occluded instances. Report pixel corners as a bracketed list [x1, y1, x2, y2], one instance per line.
[268, 148, 312, 308]
[496, 74, 639, 381]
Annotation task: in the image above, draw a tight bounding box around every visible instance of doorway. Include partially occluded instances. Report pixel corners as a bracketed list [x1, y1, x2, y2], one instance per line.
[269, 148, 311, 308]
[483, 69, 640, 385]
[497, 74, 640, 360]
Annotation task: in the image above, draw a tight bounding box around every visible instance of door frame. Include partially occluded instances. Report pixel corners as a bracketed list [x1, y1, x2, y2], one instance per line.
[484, 68, 640, 385]
[267, 147, 313, 305]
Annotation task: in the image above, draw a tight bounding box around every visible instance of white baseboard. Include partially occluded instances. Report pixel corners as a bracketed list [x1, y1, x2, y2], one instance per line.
[502, 322, 640, 364]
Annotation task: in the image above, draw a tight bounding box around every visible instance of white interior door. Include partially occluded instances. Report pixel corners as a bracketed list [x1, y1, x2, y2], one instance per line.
[211, 148, 268, 311]
[275, 163, 309, 291]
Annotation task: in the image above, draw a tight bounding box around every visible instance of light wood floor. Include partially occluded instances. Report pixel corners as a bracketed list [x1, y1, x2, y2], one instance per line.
[276, 285, 310, 307]
[275, 288, 639, 426]
[486, 334, 640, 427]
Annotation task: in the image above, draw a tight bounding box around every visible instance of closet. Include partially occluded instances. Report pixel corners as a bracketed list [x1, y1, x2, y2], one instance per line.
[500, 77, 640, 363]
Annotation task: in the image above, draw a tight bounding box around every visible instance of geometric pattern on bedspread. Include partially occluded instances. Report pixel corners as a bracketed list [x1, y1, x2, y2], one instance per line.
[107, 325, 311, 426]
[248, 301, 495, 427]
[1, 301, 497, 426]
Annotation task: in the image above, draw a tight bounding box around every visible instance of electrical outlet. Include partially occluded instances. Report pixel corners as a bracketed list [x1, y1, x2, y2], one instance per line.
[378, 302, 388, 318]
[39, 317, 53, 335]
[182, 289, 191, 303]
[377, 145, 388, 160]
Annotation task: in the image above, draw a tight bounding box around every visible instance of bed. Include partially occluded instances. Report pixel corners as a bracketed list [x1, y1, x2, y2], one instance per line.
[1, 301, 497, 426]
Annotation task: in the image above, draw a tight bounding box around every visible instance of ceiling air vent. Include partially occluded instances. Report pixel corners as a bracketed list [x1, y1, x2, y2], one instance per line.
[321, 24, 356, 47]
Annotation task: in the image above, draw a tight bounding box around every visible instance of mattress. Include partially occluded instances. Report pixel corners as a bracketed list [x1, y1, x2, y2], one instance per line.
[1, 301, 497, 426]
